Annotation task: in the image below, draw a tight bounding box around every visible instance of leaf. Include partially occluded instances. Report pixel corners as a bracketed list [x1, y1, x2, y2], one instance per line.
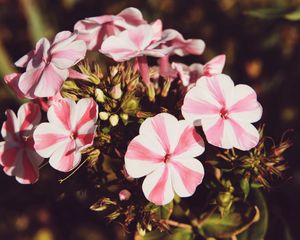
[155, 202, 174, 220]
[137, 228, 194, 240]
[244, 8, 292, 20]
[198, 205, 260, 239]
[237, 189, 268, 240]
[284, 10, 300, 21]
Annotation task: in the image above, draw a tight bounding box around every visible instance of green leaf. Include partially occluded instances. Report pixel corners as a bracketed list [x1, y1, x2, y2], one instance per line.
[284, 10, 300, 21]
[240, 176, 250, 199]
[138, 228, 193, 240]
[237, 189, 268, 240]
[198, 205, 259, 239]
[244, 8, 291, 20]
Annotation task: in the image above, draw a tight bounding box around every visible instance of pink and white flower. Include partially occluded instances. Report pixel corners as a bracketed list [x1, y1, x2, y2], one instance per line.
[182, 74, 263, 150]
[33, 98, 98, 172]
[172, 54, 226, 86]
[125, 113, 205, 205]
[0, 103, 43, 184]
[15, 31, 87, 98]
[3, 73, 25, 98]
[74, 7, 147, 50]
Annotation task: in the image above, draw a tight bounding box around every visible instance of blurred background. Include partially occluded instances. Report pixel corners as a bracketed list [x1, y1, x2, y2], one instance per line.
[0, 0, 300, 239]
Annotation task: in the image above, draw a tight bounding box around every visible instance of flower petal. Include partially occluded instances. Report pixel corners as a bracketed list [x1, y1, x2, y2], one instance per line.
[142, 164, 174, 205]
[125, 134, 165, 178]
[1, 110, 20, 142]
[118, 7, 146, 25]
[139, 113, 180, 153]
[18, 103, 41, 131]
[49, 140, 81, 172]
[170, 157, 204, 197]
[228, 84, 263, 123]
[203, 54, 226, 76]
[172, 120, 204, 158]
[33, 123, 69, 158]
[47, 98, 76, 131]
[4, 73, 25, 98]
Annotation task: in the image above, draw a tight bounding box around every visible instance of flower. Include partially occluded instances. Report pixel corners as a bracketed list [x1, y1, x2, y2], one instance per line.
[15, 31, 87, 98]
[3, 73, 25, 98]
[172, 54, 226, 87]
[74, 7, 146, 50]
[0, 103, 43, 184]
[100, 22, 170, 62]
[33, 98, 98, 172]
[182, 74, 263, 150]
[125, 113, 205, 205]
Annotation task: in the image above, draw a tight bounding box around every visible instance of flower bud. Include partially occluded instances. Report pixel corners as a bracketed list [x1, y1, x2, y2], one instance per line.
[95, 88, 105, 103]
[120, 113, 129, 121]
[119, 189, 131, 201]
[110, 83, 122, 99]
[99, 111, 110, 121]
[109, 114, 119, 127]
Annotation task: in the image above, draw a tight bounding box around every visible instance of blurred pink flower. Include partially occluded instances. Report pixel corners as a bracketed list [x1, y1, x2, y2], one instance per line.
[119, 189, 131, 201]
[0, 103, 43, 184]
[125, 113, 205, 205]
[15, 31, 87, 98]
[74, 7, 147, 50]
[172, 54, 226, 86]
[33, 98, 98, 172]
[3, 73, 25, 98]
[182, 74, 263, 150]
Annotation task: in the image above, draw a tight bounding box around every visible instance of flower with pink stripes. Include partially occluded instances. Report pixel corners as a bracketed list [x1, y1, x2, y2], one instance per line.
[15, 31, 87, 98]
[172, 54, 226, 87]
[182, 74, 263, 150]
[74, 7, 147, 50]
[125, 113, 205, 205]
[0, 103, 44, 184]
[33, 98, 98, 172]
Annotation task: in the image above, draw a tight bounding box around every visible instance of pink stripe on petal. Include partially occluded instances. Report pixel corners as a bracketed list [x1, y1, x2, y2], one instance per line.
[229, 119, 259, 150]
[19, 151, 38, 184]
[171, 161, 203, 194]
[204, 117, 224, 147]
[76, 133, 95, 147]
[183, 97, 220, 115]
[148, 166, 169, 205]
[228, 93, 257, 113]
[151, 115, 170, 153]
[0, 146, 19, 168]
[207, 76, 226, 105]
[34, 133, 67, 150]
[19, 103, 41, 131]
[76, 100, 97, 131]
[173, 125, 203, 157]
[51, 100, 72, 130]
[125, 140, 164, 163]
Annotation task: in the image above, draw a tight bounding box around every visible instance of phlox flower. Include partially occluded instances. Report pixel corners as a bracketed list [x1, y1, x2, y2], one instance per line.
[125, 113, 205, 205]
[15, 31, 87, 98]
[182, 74, 263, 150]
[101, 22, 171, 85]
[0, 103, 43, 184]
[74, 7, 147, 50]
[172, 54, 226, 87]
[33, 98, 98, 172]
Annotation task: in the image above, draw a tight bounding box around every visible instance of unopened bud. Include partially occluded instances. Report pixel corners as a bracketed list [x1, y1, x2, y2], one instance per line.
[95, 88, 105, 103]
[110, 83, 122, 99]
[119, 189, 131, 201]
[99, 111, 109, 121]
[109, 114, 119, 127]
[147, 83, 156, 102]
[216, 192, 232, 208]
[120, 113, 129, 121]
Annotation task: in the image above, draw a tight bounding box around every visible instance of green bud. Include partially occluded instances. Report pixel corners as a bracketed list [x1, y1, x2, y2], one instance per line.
[147, 83, 156, 102]
[109, 114, 119, 127]
[216, 192, 232, 208]
[120, 113, 129, 121]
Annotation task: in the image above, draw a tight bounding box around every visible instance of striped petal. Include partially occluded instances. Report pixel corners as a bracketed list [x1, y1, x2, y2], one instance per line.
[1, 110, 20, 142]
[75, 98, 98, 149]
[125, 134, 165, 178]
[172, 120, 205, 158]
[18, 103, 41, 132]
[49, 140, 81, 172]
[47, 98, 76, 131]
[228, 84, 263, 123]
[33, 123, 69, 158]
[3, 73, 25, 99]
[169, 157, 204, 197]
[203, 54, 226, 76]
[142, 164, 174, 205]
[139, 113, 180, 153]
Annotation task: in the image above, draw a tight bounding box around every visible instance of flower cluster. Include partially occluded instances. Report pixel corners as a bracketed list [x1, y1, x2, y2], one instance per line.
[1, 6, 288, 239]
